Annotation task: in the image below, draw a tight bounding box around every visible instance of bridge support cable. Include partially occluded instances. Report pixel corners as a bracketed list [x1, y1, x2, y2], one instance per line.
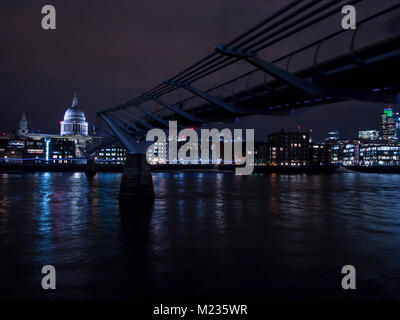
[165, 80, 275, 115]
[223, 0, 304, 48]
[148, 96, 212, 123]
[183, 0, 353, 85]
[168, 2, 400, 114]
[145, 84, 178, 99]
[230, 0, 324, 51]
[216, 45, 400, 104]
[100, 98, 145, 113]
[171, 0, 306, 83]
[172, 0, 354, 86]
[98, 0, 362, 115]
[131, 0, 326, 97]
[245, 56, 400, 104]
[107, 112, 147, 134]
[245, 0, 364, 53]
[150, 97, 230, 123]
[132, 105, 169, 127]
[182, 0, 363, 86]
[98, 0, 400, 123]
[120, 109, 155, 129]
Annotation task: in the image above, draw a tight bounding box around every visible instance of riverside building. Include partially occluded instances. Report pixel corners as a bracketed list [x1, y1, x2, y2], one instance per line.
[14, 94, 93, 161]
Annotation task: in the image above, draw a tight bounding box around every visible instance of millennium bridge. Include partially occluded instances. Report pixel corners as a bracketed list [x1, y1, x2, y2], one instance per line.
[86, 0, 400, 202]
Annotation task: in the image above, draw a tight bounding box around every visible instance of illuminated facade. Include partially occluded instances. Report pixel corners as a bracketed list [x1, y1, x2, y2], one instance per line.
[266, 131, 310, 166]
[358, 130, 380, 141]
[358, 142, 400, 166]
[0, 136, 75, 164]
[342, 141, 359, 166]
[340, 140, 400, 166]
[60, 94, 89, 136]
[16, 94, 92, 159]
[254, 141, 268, 166]
[145, 135, 246, 165]
[381, 106, 396, 141]
[43, 137, 75, 163]
[147, 140, 167, 165]
[395, 113, 400, 141]
[96, 145, 127, 165]
[310, 143, 328, 167]
[324, 131, 341, 165]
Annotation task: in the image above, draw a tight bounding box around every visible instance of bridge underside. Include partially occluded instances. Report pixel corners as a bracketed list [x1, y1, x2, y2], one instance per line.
[94, 36, 400, 203]
[156, 35, 400, 126]
[92, 1, 400, 203]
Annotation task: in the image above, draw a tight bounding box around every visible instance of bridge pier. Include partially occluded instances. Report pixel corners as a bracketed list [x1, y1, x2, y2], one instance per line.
[85, 158, 97, 179]
[119, 153, 154, 203]
[97, 112, 155, 203]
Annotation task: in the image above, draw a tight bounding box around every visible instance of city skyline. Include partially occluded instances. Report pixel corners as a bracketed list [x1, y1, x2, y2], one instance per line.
[5, 100, 398, 144]
[3, 101, 400, 170]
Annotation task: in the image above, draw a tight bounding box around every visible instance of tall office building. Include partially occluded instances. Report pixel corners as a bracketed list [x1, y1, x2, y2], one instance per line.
[18, 112, 29, 136]
[358, 130, 380, 140]
[395, 112, 400, 141]
[381, 106, 396, 141]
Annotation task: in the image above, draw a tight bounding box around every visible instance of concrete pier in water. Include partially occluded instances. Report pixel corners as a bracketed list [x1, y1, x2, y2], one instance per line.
[85, 158, 97, 179]
[119, 153, 154, 202]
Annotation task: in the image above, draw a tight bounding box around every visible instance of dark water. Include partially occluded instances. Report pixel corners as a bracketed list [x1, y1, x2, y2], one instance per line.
[0, 171, 399, 300]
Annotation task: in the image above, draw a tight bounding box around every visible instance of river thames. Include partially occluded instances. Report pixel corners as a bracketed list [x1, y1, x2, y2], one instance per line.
[0, 171, 399, 300]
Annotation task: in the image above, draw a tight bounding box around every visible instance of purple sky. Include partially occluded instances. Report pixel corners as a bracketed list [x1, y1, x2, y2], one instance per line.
[1, 0, 398, 142]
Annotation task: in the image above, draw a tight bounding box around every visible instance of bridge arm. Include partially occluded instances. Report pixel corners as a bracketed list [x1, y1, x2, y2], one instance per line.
[98, 113, 154, 201]
[247, 55, 400, 103]
[216, 45, 399, 104]
[98, 112, 145, 153]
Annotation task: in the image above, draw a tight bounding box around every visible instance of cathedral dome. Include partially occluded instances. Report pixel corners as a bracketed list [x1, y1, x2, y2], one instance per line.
[60, 94, 89, 136]
[64, 106, 86, 122]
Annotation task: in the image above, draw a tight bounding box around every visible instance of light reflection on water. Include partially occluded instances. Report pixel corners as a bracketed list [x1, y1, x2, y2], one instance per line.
[0, 171, 400, 300]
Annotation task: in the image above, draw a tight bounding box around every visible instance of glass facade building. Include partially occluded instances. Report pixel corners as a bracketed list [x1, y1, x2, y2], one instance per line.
[358, 130, 380, 141]
[95, 145, 127, 165]
[381, 107, 396, 141]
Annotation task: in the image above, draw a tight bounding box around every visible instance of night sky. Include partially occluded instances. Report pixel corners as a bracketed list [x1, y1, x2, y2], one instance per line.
[1, 0, 399, 142]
